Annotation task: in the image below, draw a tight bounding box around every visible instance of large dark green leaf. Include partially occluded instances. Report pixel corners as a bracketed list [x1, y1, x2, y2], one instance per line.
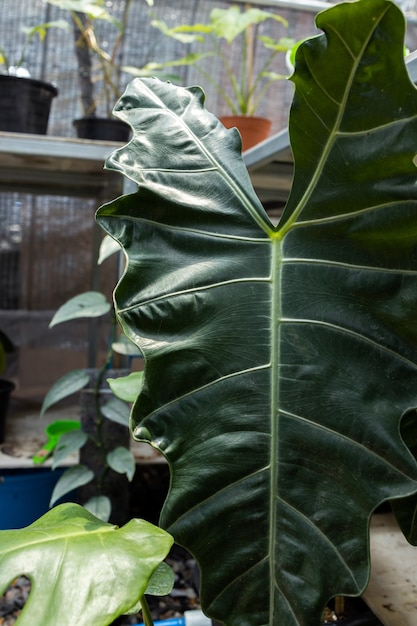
[97, 1, 417, 624]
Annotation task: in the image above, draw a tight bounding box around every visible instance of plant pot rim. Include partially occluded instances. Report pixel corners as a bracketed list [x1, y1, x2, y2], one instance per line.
[0, 378, 15, 392]
[0, 73, 58, 96]
[220, 114, 271, 122]
[72, 116, 128, 124]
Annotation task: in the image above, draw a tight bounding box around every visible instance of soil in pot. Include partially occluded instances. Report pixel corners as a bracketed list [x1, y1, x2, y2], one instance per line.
[0, 75, 58, 134]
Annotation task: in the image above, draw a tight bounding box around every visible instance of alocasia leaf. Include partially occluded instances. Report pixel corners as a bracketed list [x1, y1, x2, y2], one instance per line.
[0, 503, 173, 626]
[97, 0, 417, 624]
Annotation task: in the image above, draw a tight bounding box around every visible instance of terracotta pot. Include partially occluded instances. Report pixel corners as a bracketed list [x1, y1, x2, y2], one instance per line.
[220, 115, 272, 151]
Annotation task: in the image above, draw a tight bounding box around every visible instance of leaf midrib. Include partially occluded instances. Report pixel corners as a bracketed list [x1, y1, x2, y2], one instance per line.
[278, 4, 391, 240]
[136, 81, 273, 236]
[269, 8, 391, 620]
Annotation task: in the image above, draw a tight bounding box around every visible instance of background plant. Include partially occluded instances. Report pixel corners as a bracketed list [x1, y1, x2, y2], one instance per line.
[40, 242, 143, 523]
[0, 19, 69, 76]
[45, 0, 178, 117]
[152, 4, 294, 116]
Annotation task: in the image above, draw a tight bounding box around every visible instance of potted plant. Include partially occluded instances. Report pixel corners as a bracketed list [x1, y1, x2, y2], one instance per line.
[0, 20, 67, 133]
[152, 4, 294, 150]
[0, 329, 15, 443]
[40, 240, 143, 525]
[46, 0, 171, 141]
[1, 0, 417, 624]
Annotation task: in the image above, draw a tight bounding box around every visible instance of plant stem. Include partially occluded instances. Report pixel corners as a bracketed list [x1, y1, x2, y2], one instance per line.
[92, 325, 116, 492]
[140, 596, 154, 626]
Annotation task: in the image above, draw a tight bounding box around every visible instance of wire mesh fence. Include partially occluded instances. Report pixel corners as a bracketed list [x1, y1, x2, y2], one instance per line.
[0, 0, 383, 397]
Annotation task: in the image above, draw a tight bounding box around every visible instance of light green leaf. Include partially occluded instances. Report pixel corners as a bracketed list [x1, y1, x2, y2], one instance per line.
[101, 396, 130, 426]
[50, 465, 93, 507]
[0, 503, 173, 626]
[108, 372, 143, 403]
[112, 333, 143, 356]
[97, 234, 121, 265]
[22, 20, 71, 41]
[125, 561, 175, 616]
[145, 561, 175, 596]
[151, 18, 207, 43]
[49, 291, 111, 327]
[259, 35, 294, 53]
[210, 6, 287, 43]
[83, 495, 112, 522]
[52, 430, 88, 469]
[46, 0, 117, 23]
[107, 446, 135, 481]
[40, 370, 90, 416]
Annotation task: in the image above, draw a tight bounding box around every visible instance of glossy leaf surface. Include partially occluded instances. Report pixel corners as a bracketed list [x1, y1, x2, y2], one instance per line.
[0, 504, 173, 626]
[97, 1, 417, 624]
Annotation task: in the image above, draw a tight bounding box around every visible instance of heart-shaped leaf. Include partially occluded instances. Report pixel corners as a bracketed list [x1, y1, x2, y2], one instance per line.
[107, 371, 144, 403]
[52, 430, 88, 469]
[41, 369, 90, 416]
[50, 465, 94, 507]
[83, 495, 112, 522]
[49, 291, 111, 327]
[100, 396, 131, 426]
[107, 446, 136, 481]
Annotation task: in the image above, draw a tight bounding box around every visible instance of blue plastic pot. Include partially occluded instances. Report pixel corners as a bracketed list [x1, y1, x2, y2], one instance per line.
[0, 467, 71, 530]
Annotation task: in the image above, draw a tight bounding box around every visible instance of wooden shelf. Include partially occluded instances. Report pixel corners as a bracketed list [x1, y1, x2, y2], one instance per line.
[0, 404, 164, 468]
[0, 132, 125, 198]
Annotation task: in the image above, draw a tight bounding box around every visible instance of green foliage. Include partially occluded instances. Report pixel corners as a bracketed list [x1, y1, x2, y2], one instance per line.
[107, 371, 144, 403]
[49, 291, 111, 326]
[0, 20, 70, 75]
[152, 4, 293, 115]
[96, 0, 417, 624]
[41, 287, 141, 521]
[41, 369, 91, 416]
[0, 503, 173, 626]
[46, 0, 175, 117]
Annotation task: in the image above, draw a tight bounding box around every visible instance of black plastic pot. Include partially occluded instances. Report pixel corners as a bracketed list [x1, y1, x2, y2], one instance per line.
[0, 379, 15, 443]
[0, 75, 58, 134]
[73, 116, 131, 142]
